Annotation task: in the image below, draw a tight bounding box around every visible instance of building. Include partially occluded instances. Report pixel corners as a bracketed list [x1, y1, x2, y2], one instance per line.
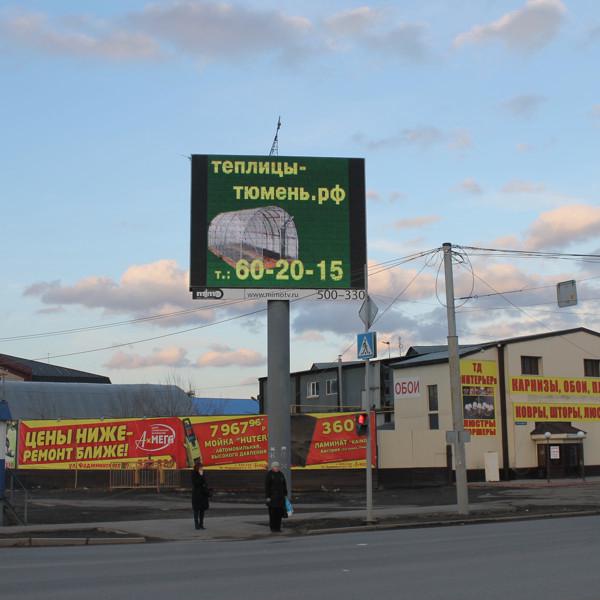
[381, 327, 600, 482]
[259, 358, 398, 424]
[0, 354, 110, 384]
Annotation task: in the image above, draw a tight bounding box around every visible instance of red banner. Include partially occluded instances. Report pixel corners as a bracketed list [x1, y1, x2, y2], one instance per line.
[16, 412, 376, 470]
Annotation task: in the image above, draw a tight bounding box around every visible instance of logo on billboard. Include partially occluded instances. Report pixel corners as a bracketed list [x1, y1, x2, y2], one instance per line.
[134, 423, 176, 453]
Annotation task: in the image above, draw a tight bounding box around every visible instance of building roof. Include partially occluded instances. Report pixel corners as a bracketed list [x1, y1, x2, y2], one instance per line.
[392, 327, 600, 370]
[0, 353, 110, 384]
[191, 397, 259, 415]
[0, 381, 193, 420]
[311, 361, 363, 371]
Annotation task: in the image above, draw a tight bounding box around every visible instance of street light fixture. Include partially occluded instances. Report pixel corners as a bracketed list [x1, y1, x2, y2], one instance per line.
[544, 431, 551, 483]
[382, 340, 391, 359]
[576, 430, 585, 480]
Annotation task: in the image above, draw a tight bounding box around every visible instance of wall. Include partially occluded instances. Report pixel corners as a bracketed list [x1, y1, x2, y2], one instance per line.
[384, 349, 504, 470]
[503, 331, 600, 472]
[0, 367, 24, 382]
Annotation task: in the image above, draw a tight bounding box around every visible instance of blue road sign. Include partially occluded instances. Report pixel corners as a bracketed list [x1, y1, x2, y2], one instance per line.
[357, 332, 377, 360]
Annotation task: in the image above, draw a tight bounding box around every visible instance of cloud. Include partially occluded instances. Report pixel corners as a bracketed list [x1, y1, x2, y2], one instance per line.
[502, 94, 546, 118]
[454, 0, 566, 53]
[293, 330, 326, 343]
[367, 190, 407, 204]
[0, 10, 162, 60]
[501, 180, 546, 194]
[105, 346, 190, 369]
[353, 127, 471, 151]
[516, 142, 533, 153]
[456, 178, 483, 195]
[325, 7, 430, 62]
[524, 204, 600, 250]
[394, 216, 441, 230]
[196, 344, 265, 368]
[128, 1, 312, 63]
[325, 6, 380, 36]
[23, 259, 218, 327]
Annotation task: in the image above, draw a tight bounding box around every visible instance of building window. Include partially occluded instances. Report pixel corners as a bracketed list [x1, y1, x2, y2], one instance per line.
[521, 356, 541, 375]
[326, 379, 338, 395]
[584, 359, 600, 378]
[427, 385, 439, 430]
[428, 413, 439, 430]
[307, 381, 320, 398]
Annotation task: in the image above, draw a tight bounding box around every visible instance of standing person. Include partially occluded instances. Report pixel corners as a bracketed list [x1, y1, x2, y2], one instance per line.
[191, 460, 210, 530]
[265, 461, 288, 533]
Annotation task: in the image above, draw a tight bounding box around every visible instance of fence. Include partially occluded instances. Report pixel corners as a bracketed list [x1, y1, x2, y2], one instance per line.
[109, 468, 184, 491]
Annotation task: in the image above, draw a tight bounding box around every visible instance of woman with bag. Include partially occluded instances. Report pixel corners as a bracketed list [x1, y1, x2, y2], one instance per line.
[191, 460, 210, 530]
[265, 461, 288, 533]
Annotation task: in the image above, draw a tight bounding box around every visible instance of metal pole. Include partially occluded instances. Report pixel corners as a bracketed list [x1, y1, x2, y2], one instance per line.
[442, 243, 469, 515]
[364, 264, 374, 523]
[0, 421, 6, 526]
[267, 300, 292, 493]
[337, 355, 343, 411]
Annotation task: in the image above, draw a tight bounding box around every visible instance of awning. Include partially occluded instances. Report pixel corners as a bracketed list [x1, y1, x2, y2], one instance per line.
[530, 421, 586, 441]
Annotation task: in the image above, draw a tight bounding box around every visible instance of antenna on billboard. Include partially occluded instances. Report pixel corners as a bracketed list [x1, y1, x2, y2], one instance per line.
[269, 116, 281, 156]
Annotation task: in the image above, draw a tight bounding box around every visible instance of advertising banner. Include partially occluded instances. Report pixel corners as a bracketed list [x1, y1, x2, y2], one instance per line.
[510, 376, 600, 397]
[190, 155, 366, 296]
[291, 412, 376, 469]
[513, 402, 600, 422]
[16, 413, 375, 470]
[461, 359, 498, 436]
[18, 418, 186, 470]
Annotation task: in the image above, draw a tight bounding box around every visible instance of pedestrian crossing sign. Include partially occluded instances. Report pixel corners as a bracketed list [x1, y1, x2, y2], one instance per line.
[357, 332, 377, 360]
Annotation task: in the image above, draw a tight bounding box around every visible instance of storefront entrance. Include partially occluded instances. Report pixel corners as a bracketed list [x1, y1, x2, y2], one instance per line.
[536, 442, 583, 478]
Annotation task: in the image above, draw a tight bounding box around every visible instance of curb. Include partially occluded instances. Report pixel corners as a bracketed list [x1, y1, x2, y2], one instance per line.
[304, 509, 600, 536]
[0, 536, 146, 548]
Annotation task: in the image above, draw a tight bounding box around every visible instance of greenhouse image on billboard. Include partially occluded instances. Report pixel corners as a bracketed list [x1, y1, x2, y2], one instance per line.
[208, 206, 299, 269]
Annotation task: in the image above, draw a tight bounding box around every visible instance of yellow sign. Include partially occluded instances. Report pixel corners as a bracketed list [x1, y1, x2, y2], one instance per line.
[513, 402, 600, 422]
[510, 376, 600, 397]
[461, 359, 498, 436]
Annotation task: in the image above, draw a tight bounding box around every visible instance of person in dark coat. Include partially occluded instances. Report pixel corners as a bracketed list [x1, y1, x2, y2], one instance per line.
[191, 460, 210, 530]
[265, 461, 288, 532]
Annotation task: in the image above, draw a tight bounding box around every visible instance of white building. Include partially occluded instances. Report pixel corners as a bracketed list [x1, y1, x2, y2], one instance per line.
[378, 328, 600, 483]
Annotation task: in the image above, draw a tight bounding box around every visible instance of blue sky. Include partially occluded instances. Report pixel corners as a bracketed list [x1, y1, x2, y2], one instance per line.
[1, 0, 599, 397]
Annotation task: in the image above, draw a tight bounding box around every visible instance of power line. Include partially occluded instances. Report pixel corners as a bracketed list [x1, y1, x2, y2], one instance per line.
[29, 250, 440, 362]
[6, 249, 441, 345]
[467, 270, 600, 359]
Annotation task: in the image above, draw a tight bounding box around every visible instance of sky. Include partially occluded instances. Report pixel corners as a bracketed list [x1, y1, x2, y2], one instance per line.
[1, 0, 599, 399]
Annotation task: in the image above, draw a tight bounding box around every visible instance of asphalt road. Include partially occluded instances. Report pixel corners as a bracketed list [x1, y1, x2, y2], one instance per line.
[2, 516, 599, 600]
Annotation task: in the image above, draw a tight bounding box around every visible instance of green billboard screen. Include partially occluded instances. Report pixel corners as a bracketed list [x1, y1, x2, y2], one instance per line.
[190, 155, 366, 292]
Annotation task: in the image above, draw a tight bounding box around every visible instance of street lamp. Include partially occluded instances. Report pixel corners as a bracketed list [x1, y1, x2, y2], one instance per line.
[576, 430, 585, 480]
[544, 431, 551, 483]
[382, 340, 391, 359]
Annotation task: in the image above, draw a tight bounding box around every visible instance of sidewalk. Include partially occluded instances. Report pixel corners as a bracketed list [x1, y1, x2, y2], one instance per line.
[4, 477, 600, 542]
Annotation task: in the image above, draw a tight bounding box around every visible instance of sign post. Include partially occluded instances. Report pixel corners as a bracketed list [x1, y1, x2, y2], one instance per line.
[358, 275, 378, 524]
[0, 400, 11, 526]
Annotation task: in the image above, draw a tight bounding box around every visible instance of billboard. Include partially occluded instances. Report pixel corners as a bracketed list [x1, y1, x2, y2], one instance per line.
[461, 359, 498, 437]
[190, 155, 366, 295]
[15, 413, 376, 470]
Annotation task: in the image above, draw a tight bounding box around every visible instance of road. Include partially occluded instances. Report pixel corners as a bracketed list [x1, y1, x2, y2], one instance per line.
[2, 516, 599, 600]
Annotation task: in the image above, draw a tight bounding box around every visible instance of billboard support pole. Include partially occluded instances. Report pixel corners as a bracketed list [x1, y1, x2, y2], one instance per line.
[364, 264, 375, 523]
[267, 300, 292, 495]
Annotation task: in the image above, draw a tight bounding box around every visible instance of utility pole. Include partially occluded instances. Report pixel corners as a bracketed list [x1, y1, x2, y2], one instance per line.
[442, 243, 469, 515]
